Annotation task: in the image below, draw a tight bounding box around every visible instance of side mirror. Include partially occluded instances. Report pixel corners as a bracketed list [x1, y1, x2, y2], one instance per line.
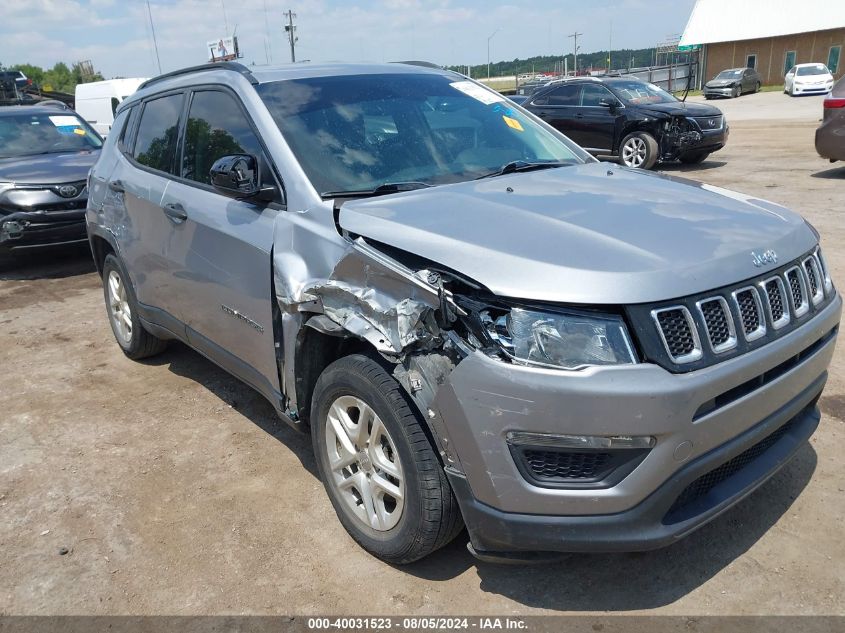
[599, 98, 618, 110]
[209, 154, 276, 201]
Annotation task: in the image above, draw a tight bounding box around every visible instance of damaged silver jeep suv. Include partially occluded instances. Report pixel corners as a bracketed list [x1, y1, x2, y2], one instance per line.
[87, 62, 841, 564]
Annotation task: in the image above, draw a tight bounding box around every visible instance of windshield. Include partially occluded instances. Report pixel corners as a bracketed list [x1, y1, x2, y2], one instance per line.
[0, 112, 102, 159]
[796, 65, 829, 76]
[609, 80, 678, 105]
[715, 70, 743, 79]
[256, 73, 586, 195]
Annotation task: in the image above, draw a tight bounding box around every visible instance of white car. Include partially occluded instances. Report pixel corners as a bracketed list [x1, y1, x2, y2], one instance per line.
[784, 63, 835, 96]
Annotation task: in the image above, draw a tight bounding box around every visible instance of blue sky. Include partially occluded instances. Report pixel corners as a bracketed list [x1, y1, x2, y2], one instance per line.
[2, 0, 697, 79]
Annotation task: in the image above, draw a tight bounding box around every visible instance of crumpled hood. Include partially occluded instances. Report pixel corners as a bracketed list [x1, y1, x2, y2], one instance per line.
[0, 150, 99, 185]
[339, 162, 816, 305]
[637, 100, 722, 118]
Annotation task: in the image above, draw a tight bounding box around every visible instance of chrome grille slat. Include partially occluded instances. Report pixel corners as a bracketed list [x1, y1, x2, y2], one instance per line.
[785, 266, 809, 318]
[651, 306, 702, 363]
[803, 256, 824, 305]
[696, 297, 737, 353]
[761, 276, 790, 329]
[731, 286, 767, 342]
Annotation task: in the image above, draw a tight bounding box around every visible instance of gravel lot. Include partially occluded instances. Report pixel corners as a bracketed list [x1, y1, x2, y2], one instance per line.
[1, 91, 843, 616]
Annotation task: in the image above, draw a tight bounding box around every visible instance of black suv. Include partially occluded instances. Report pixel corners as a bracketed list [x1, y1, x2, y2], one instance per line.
[523, 76, 728, 169]
[0, 103, 103, 254]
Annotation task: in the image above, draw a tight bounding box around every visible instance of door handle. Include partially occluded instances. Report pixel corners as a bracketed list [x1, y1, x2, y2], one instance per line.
[575, 112, 584, 118]
[163, 202, 188, 223]
[108, 179, 124, 193]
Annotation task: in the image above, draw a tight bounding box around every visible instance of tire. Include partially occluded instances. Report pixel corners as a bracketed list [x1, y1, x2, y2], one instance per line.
[679, 150, 710, 164]
[732, 85, 740, 98]
[311, 354, 463, 564]
[619, 131, 658, 169]
[754, 82, 761, 93]
[101, 253, 167, 360]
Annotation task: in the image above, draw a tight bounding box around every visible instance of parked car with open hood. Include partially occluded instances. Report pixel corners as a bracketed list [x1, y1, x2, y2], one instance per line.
[86, 61, 839, 563]
[0, 103, 102, 254]
[815, 74, 845, 162]
[785, 63, 835, 96]
[523, 76, 728, 168]
[704, 67, 761, 99]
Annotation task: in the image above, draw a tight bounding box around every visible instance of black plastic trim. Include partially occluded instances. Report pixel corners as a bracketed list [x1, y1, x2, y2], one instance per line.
[138, 62, 257, 91]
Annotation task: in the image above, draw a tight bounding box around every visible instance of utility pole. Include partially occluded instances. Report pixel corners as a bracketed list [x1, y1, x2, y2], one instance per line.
[284, 10, 297, 63]
[487, 28, 501, 80]
[568, 31, 582, 76]
[145, 0, 162, 75]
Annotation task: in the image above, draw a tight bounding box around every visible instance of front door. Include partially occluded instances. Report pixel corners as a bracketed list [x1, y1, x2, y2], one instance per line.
[158, 88, 283, 398]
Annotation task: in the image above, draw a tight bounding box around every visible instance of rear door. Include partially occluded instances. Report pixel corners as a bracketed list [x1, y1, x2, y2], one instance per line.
[527, 83, 583, 142]
[575, 83, 620, 152]
[157, 87, 283, 398]
[114, 91, 186, 317]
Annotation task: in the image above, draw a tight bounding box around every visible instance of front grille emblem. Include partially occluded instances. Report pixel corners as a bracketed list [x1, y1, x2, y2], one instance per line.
[751, 249, 777, 268]
[57, 185, 79, 198]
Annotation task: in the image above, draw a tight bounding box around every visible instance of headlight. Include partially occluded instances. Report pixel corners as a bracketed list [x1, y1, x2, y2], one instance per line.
[481, 306, 637, 370]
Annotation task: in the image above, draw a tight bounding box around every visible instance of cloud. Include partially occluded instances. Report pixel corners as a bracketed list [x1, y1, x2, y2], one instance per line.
[0, 0, 697, 78]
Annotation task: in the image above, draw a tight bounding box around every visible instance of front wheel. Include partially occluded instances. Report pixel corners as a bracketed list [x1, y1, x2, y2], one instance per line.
[679, 150, 710, 164]
[732, 85, 740, 98]
[619, 131, 658, 169]
[102, 254, 167, 360]
[311, 354, 463, 564]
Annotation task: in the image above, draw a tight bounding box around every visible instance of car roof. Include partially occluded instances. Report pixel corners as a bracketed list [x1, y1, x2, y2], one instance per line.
[123, 61, 462, 110]
[795, 62, 828, 67]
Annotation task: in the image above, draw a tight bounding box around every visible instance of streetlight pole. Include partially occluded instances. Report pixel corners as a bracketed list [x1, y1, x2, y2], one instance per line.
[569, 31, 582, 76]
[487, 28, 501, 80]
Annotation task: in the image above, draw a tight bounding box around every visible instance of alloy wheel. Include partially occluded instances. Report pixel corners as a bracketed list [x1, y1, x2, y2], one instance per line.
[621, 137, 647, 168]
[107, 270, 133, 344]
[324, 395, 405, 531]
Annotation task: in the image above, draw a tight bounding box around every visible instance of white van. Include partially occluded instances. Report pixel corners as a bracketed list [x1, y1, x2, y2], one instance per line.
[75, 78, 148, 137]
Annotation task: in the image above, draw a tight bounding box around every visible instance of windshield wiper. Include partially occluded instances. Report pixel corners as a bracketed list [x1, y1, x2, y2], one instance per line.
[475, 160, 571, 180]
[321, 181, 433, 199]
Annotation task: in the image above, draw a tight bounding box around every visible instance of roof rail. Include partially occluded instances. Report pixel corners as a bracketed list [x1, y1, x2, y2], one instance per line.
[34, 99, 71, 110]
[391, 60, 443, 69]
[138, 62, 257, 90]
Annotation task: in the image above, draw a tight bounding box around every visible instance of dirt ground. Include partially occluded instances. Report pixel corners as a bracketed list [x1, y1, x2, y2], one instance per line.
[1, 92, 844, 616]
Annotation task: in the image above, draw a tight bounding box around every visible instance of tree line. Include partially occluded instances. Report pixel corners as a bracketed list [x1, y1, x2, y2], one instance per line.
[448, 48, 674, 78]
[0, 61, 104, 94]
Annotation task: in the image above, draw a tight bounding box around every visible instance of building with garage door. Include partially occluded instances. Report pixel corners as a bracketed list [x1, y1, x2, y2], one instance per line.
[681, 0, 845, 87]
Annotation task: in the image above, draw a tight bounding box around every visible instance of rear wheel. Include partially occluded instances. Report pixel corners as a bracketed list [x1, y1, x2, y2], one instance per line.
[311, 354, 463, 564]
[102, 254, 167, 360]
[619, 131, 658, 169]
[679, 150, 710, 164]
[754, 81, 761, 93]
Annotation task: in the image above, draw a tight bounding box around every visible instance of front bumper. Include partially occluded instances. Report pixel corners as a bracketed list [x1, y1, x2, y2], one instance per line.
[0, 209, 87, 250]
[703, 86, 737, 98]
[433, 294, 840, 554]
[792, 82, 834, 95]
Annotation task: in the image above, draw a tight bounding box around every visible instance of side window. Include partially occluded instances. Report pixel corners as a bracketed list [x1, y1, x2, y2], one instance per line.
[110, 97, 120, 116]
[181, 90, 267, 186]
[581, 84, 615, 106]
[543, 84, 581, 106]
[133, 93, 183, 174]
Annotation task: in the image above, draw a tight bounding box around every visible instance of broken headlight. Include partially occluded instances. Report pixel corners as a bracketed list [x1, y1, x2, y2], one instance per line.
[481, 307, 637, 370]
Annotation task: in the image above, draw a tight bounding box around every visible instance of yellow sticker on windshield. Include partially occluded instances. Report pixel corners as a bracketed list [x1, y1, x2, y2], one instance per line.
[73, 128, 86, 135]
[502, 115, 523, 131]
